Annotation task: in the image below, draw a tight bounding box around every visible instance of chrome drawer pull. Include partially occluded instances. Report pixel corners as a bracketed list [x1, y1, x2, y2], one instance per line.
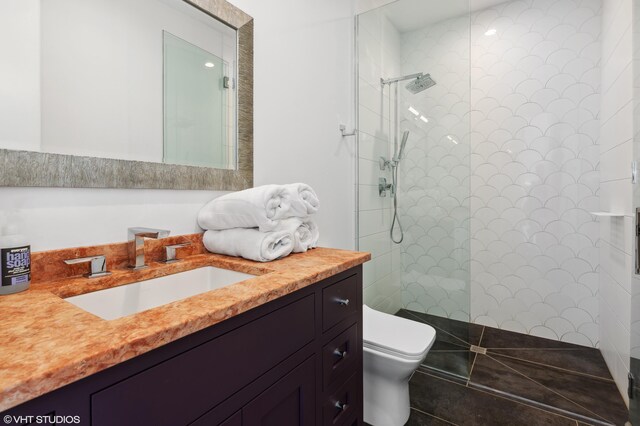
[335, 298, 350, 306]
[333, 349, 347, 359]
[335, 401, 348, 411]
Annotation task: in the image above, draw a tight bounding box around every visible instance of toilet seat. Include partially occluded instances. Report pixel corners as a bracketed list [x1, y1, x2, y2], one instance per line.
[363, 305, 436, 361]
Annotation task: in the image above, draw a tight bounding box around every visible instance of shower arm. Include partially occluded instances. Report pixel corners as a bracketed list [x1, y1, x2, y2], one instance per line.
[380, 72, 423, 85]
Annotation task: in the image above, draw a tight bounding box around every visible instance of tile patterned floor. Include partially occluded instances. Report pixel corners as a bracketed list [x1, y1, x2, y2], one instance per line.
[396, 309, 629, 426]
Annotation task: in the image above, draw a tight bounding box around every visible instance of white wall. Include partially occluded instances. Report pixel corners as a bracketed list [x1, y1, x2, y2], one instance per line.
[229, 0, 357, 251]
[0, 189, 222, 251]
[357, 8, 403, 314]
[0, 0, 41, 152]
[599, 0, 633, 406]
[0, 0, 357, 253]
[356, 0, 396, 15]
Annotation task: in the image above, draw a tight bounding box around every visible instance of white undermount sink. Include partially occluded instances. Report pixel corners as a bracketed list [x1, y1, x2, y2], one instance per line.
[64, 267, 256, 320]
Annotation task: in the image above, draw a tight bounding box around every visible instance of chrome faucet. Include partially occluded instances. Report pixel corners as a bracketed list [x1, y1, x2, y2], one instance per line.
[128, 227, 170, 270]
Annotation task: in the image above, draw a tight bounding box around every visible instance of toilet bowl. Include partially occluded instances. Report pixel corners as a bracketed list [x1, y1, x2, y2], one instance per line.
[363, 305, 436, 426]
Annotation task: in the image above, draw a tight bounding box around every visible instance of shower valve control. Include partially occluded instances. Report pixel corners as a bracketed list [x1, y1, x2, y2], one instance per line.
[379, 177, 394, 197]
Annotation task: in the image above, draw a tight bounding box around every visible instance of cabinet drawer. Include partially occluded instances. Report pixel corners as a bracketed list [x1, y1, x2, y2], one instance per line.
[91, 295, 315, 426]
[323, 373, 360, 426]
[322, 274, 358, 331]
[322, 323, 358, 389]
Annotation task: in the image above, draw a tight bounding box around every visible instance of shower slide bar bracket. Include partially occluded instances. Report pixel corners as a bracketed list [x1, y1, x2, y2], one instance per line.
[339, 124, 356, 137]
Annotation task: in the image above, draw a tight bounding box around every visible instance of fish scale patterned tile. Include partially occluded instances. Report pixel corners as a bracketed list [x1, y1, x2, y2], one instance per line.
[397, 0, 601, 346]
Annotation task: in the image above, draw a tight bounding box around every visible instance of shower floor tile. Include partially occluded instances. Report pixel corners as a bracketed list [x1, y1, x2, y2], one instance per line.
[408, 370, 578, 425]
[394, 310, 629, 425]
[470, 353, 627, 425]
[417, 349, 475, 379]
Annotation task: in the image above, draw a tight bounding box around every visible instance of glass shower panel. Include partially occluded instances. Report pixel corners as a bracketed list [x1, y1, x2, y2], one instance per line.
[357, 0, 473, 380]
[631, 0, 640, 422]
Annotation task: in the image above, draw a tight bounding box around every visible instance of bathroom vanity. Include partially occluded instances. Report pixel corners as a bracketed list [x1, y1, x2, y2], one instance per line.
[0, 242, 369, 426]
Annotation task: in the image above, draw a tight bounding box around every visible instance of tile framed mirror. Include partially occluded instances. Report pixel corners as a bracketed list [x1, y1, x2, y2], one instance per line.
[0, 0, 253, 190]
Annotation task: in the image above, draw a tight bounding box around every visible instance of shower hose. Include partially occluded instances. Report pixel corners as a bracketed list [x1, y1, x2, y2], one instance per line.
[390, 162, 403, 244]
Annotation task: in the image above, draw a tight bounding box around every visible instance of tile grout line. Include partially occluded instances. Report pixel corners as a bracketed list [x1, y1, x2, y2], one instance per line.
[487, 351, 615, 383]
[482, 353, 616, 425]
[477, 325, 485, 347]
[414, 369, 584, 424]
[484, 347, 602, 351]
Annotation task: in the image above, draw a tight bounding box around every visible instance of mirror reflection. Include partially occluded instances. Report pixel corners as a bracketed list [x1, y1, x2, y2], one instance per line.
[0, 0, 237, 169]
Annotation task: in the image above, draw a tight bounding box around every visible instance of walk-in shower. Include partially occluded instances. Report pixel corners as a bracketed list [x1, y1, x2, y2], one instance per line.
[357, 0, 600, 382]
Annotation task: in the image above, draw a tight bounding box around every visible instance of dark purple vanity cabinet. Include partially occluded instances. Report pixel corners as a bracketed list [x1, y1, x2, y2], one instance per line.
[3, 266, 363, 426]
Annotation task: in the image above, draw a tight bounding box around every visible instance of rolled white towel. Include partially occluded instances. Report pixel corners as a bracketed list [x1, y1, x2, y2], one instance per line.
[198, 185, 290, 231]
[273, 218, 319, 253]
[285, 183, 320, 217]
[203, 229, 294, 262]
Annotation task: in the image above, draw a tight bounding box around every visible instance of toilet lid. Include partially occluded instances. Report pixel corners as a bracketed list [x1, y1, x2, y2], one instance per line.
[363, 305, 436, 360]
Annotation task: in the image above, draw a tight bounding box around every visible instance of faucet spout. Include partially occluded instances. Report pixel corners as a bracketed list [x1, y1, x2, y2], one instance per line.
[128, 227, 170, 270]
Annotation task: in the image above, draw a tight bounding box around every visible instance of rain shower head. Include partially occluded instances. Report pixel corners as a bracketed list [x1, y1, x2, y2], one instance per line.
[406, 74, 436, 94]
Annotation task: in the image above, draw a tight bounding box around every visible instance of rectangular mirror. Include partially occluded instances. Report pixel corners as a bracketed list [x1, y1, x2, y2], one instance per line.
[0, 0, 253, 190]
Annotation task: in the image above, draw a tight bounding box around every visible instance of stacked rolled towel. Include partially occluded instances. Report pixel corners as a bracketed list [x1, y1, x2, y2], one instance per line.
[198, 183, 320, 262]
[273, 217, 320, 253]
[203, 229, 294, 263]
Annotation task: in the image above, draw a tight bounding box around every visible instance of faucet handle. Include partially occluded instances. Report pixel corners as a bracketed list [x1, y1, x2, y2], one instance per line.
[64, 255, 111, 278]
[163, 243, 191, 264]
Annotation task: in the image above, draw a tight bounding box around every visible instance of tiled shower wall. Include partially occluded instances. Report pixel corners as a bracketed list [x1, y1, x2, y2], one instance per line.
[398, 0, 602, 346]
[357, 9, 403, 314]
[397, 15, 471, 321]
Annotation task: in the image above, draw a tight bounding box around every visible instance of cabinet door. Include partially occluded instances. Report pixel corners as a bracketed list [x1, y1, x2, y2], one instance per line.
[243, 357, 315, 426]
[92, 295, 315, 426]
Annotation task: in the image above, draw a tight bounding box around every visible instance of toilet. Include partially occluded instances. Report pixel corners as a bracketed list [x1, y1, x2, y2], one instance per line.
[363, 305, 436, 426]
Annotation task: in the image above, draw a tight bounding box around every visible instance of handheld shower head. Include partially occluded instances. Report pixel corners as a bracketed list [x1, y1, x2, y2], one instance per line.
[406, 74, 436, 94]
[395, 131, 410, 161]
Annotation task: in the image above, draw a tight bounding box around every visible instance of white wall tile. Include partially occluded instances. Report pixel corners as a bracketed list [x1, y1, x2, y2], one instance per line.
[394, 0, 601, 343]
[359, 208, 391, 237]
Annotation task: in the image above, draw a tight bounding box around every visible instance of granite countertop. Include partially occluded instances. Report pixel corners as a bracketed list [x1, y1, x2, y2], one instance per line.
[0, 241, 370, 412]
